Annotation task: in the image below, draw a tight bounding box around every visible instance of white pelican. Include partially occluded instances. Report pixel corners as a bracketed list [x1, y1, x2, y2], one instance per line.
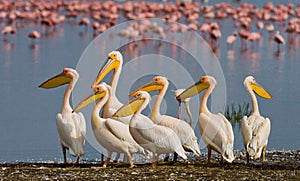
[174, 89, 193, 126]
[129, 76, 201, 159]
[241, 76, 272, 164]
[73, 83, 146, 168]
[113, 91, 188, 168]
[92, 51, 129, 162]
[176, 75, 235, 163]
[92, 51, 129, 122]
[38, 68, 86, 164]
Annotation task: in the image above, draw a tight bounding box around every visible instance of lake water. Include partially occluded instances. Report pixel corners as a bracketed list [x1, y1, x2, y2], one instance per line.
[0, 1, 299, 162]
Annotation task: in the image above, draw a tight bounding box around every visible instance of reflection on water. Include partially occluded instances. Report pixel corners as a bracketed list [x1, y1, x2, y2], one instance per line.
[1, 4, 300, 163]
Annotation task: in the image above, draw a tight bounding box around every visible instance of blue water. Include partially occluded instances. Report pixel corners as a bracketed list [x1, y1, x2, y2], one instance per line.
[0, 1, 299, 162]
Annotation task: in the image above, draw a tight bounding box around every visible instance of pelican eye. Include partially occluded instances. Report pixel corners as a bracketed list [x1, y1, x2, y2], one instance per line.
[96, 87, 100, 91]
[63, 69, 68, 74]
[200, 77, 205, 82]
[136, 93, 141, 97]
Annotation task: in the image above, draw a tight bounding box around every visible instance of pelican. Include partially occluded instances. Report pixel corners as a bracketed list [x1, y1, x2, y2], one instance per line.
[92, 51, 129, 122]
[174, 89, 193, 126]
[38, 68, 86, 164]
[92, 51, 128, 162]
[73, 83, 146, 168]
[113, 91, 188, 168]
[241, 76, 272, 164]
[129, 76, 200, 160]
[176, 75, 235, 163]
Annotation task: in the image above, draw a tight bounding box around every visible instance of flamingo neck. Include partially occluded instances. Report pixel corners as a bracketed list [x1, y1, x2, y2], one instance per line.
[150, 83, 167, 121]
[247, 85, 260, 116]
[62, 77, 77, 114]
[200, 85, 214, 115]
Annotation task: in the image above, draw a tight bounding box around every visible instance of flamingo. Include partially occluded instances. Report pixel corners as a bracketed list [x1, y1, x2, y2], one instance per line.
[273, 31, 285, 52]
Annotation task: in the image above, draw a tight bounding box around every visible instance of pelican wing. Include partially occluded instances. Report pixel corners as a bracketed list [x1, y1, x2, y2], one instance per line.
[241, 115, 252, 147]
[104, 118, 144, 153]
[200, 113, 235, 162]
[56, 113, 85, 156]
[74, 112, 86, 139]
[104, 118, 132, 142]
[132, 115, 184, 155]
[217, 113, 234, 143]
[159, 115, 200, 155]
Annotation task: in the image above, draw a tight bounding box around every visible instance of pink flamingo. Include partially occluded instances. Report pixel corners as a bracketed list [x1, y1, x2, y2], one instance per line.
[273, 31, 285, 52]
[226, 31, 237, 49]
[1, 26, 16, 41]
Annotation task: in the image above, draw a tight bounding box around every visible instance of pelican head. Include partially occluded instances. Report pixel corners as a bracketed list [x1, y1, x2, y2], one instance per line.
[73, 83, 108, 113]
[114, 91, 151, 118]
[92, 51, 123, 88]
[244, 76, 272, 99]
[38, 68, 79, 89]
[129, 76, 167, 97]
[176, 75, 216, 101]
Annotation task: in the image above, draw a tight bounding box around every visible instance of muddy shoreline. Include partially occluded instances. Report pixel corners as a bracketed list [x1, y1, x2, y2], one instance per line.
[1, 150, 299, 180]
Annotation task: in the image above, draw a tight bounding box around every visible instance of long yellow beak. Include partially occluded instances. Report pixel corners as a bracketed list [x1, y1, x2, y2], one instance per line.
[113, 97, 145, 117]
[38, 72, 71, 89]
[73, 91, 106, 112]
[176, 81, 209, 100]
[92, 58, 120, 87]
[250, 82, 272, 99]
[129, 81, 163, 97]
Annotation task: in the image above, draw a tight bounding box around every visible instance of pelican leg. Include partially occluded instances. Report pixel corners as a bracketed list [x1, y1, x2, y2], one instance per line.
[261, 145, 267, 163]
[151, 152, 157, 168]
[207, 146, 212, 164]
[102, 151, 112, 168]
[114, 153, 120, 163]
[173, 152, 178, 162]
[164, 153, 169, 162]
[61, 144, 67, 164]
[245, 146, 250, 164]
[101, 153, 104, 165]
[76, 156, 80, 164]
[125, 152, 135, 168]
[220, 155, 223, 164]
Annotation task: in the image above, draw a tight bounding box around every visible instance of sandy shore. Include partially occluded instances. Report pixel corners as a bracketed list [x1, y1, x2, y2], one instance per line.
[0, 150, 299, 180]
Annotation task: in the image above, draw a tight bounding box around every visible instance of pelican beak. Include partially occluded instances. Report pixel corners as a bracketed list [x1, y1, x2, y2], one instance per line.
[92, 57, 120, 88]
[73, 90, 106, 112]
[38, 72, 71, 89]
[113, 97, 145, 117]
[250, 82, 272, 99]
[176, 80, 209, 100]
[129, 81, 163, 97]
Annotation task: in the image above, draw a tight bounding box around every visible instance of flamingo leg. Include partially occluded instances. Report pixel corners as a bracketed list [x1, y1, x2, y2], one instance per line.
[177, 102, 181, 119]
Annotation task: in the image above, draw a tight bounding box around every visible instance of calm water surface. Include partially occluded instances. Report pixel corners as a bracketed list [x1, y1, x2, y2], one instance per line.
[0, 1, 299, 162]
